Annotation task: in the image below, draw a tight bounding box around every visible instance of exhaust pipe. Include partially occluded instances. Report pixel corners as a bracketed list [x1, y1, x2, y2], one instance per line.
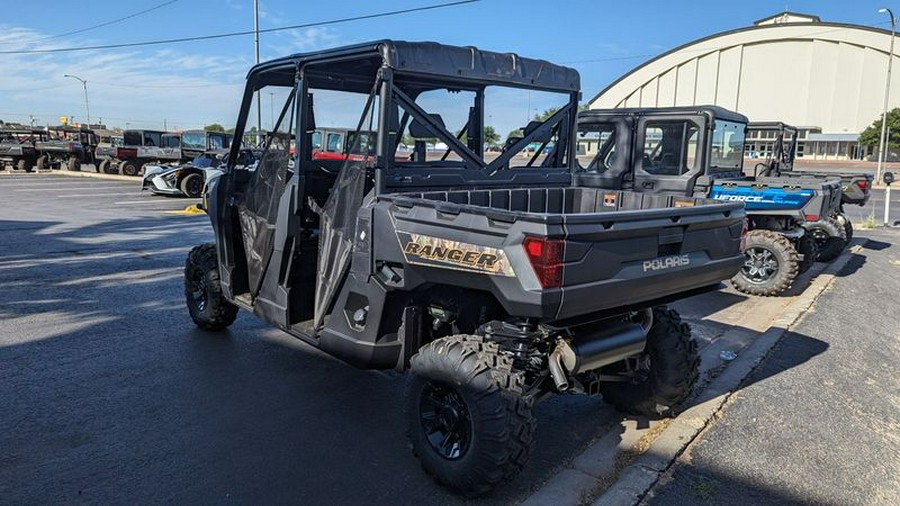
[548, 310, 651, 392]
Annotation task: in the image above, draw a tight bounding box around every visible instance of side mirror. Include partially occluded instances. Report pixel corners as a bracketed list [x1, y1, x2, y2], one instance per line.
[885, 171, 895, 185]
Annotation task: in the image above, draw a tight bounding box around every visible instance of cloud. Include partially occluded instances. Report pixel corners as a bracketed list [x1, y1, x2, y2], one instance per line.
[0, 24, 252, 130]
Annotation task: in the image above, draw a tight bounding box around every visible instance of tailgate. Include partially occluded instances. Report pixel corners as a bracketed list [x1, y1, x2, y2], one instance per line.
[555, 192, 745, 319]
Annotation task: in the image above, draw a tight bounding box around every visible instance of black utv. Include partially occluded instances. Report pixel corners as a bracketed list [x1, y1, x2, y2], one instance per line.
[748, 121, 871, 251]
[577, 106, 843, 296]
[0, 124, 46, 172]
[34, 125, 99, 171]
[184, 41, 747, 496]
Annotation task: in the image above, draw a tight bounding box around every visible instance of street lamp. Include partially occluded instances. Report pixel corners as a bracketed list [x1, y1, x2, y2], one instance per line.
[64, 74, 91, 125]
[877, 8, 895, 184]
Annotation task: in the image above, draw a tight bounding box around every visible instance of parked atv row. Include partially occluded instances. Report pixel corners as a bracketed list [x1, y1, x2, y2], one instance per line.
[576, 107, 863, 296]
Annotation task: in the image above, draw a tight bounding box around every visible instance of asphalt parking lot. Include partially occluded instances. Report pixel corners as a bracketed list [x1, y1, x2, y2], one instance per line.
[0, 172, 857, 503]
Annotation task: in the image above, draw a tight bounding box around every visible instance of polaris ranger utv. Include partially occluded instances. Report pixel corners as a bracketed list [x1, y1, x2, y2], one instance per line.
[749, 121, 870, 253]
[577, 106, 842, 296]
[184, 41, 746, 496]
[34, 125, 99, 171]
[103, 129, 181, 176]
[0, 124, 46, 172]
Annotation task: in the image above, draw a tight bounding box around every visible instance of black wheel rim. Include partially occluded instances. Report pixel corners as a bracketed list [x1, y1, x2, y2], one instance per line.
[190, 269, 208, 312]
[419, 381, 471, 460]
[742, 246, 779, 284]
[186, 177, 202, 197]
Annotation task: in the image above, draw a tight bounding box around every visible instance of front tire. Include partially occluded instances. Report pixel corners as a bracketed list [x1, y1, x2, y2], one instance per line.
[598, 307, 698, 418]
[406, 335, 535, 497]
[36, 155, 48, 171]
[805, 216, 846, 262]
[184, 243, 238, 330]
[731, 229, 799, 296]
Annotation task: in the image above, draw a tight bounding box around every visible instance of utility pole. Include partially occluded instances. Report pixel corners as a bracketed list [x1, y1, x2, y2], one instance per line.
[254, 0, 262, 144]
[64, 74, 91, 124]
[877, 8, 896, 184]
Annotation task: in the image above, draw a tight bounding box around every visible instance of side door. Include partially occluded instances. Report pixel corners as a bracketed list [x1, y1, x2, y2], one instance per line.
[633, 115, 706, 196]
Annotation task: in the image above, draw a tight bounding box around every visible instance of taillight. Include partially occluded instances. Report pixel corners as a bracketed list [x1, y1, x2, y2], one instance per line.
[523, 236, 564, 289]
[805, 215, 819, 222]
[855, 179, 869, 191]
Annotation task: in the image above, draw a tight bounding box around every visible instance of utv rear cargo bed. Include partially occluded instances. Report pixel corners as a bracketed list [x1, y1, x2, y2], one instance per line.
[379, 187, 746, 320]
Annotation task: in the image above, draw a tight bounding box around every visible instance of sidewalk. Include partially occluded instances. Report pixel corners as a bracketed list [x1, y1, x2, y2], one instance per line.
[642, 229, 900, 505]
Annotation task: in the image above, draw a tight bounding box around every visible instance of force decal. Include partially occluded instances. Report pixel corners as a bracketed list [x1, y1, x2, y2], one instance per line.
[643, 254, 691, 272]
[397, 232, 515, 276]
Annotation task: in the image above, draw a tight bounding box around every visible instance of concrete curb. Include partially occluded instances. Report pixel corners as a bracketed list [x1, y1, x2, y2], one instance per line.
[589, 239, 867, 506]
[520, 240, 866, 506]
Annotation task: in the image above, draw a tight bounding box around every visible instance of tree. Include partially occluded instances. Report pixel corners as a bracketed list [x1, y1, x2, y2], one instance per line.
[483, 125, 500, 146]
[859, 107, 900, 150]
[204, 123, 226, 132]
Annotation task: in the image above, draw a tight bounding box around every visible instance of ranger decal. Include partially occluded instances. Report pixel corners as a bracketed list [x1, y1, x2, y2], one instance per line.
[397, 232, 515, 276]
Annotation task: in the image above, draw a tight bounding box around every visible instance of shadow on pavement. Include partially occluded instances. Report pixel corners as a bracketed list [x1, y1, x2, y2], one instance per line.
[0, 217, 831, 505]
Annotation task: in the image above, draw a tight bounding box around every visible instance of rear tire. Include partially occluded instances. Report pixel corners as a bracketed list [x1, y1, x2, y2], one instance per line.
[731, 229, 798, 296]
[179, 173, 204, 198]
[805, 216, 846, 262]
[184, 243, 238, 330]
[16, 158, 34, 172]
[796, 233, 816, 274]
[837, 213, 853, 243]
[120, 161, 138, 176]
[66, 156, 81, 171]
[598, 307, 698, 418]
[36, 156, 48, 171]
[406, 334, 535, 497]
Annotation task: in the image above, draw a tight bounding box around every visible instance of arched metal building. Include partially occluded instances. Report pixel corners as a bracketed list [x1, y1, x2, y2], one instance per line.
[589, 12, 900, 160]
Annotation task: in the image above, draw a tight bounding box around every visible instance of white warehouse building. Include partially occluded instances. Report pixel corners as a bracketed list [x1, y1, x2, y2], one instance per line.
[589, 12, 900, 161]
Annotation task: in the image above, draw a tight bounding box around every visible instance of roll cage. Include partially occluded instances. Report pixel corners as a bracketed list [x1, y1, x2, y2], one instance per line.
[226, 40, 582, 194]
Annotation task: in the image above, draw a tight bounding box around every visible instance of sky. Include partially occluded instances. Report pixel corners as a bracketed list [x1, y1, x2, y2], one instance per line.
[0, 0, 896, 137]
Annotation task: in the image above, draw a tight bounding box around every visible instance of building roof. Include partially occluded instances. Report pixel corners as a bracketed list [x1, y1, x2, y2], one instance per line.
[753, 11, 821, 26]
[807, 133, 860, 142]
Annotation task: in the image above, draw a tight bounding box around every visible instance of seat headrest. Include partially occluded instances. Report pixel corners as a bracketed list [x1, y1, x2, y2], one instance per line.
[409, 114, 445, 138]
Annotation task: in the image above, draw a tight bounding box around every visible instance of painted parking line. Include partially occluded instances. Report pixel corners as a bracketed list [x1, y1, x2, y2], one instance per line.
[13, 186, 138, 192]
[56, 192, 142, 198]
[114, 199, 199, 205]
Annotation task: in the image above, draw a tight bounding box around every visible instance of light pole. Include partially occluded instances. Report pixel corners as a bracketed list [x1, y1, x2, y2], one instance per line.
[254, 0, 262, 142]
[877, 8, 896, 184]
[64, 74, 91, 124]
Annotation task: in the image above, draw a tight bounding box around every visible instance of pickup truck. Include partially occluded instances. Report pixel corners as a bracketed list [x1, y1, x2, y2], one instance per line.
[748, 121, 872, 245]
[182, 40, 746, 496]
[577, 106, 844, 296]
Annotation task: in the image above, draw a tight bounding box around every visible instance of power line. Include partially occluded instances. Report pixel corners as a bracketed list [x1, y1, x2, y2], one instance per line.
[15, 0, 180, 44]
[0, 0, 480, 55]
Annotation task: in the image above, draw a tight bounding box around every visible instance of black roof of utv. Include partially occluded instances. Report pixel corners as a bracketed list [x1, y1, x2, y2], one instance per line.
[580, 105, 748, 125]
[246, 40, 580, 93]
